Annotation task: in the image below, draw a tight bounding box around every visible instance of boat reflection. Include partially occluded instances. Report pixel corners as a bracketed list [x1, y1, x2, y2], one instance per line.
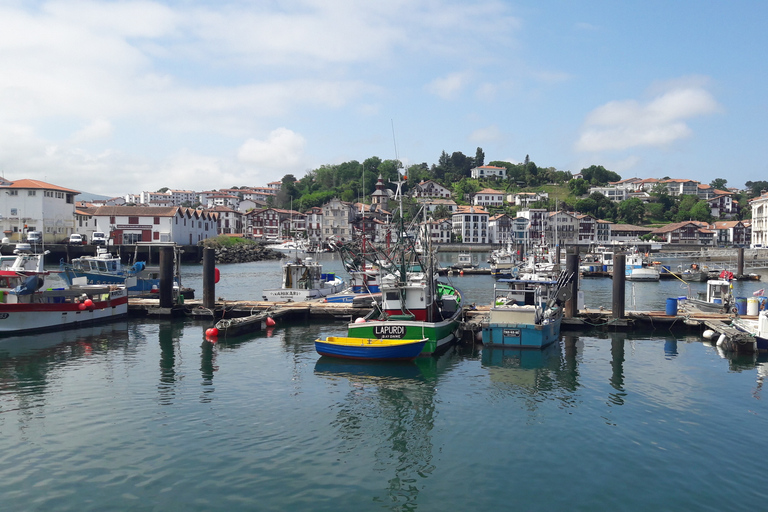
[313, 348, 461, 510]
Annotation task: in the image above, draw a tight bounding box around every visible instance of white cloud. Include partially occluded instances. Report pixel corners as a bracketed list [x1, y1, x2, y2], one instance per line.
[70, 118, 113, 143]
[576, 83, 720, 152]
[469, 125, 502, 143]
[425, 72, 470, 100]
[238, 128, 307, 171]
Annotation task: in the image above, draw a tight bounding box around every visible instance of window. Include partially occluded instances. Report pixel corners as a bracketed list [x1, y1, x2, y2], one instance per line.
[154, 216, 160, 224]
[28, 190, 36, 196]
[8, 190, 17, 196]
[110, 216, 116, 224]
[153, 231, 159, 240]
[128, 216, 139, 224]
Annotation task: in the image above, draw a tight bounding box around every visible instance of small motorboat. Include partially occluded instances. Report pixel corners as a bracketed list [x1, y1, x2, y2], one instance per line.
[314, 336, 427, 361]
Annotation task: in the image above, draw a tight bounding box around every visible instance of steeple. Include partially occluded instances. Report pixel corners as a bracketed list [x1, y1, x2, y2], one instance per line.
[370, 174, 389, 210]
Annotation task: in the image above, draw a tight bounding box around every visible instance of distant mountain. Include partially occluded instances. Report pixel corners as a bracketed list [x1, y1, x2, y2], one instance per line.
[78, 192, 113, 202]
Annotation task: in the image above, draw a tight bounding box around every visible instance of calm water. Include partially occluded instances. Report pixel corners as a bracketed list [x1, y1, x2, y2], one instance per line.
[2, 253, 766, 511]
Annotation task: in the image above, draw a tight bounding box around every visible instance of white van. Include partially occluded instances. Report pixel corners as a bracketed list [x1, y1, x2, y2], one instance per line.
[26, 231, 42, 244]
[92, 232, 107, 245]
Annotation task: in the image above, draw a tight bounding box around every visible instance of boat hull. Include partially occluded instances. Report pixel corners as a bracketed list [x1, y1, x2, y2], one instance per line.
[482, 316, 561, 349]
[0, 293, 128, 335]
[315, 337, 427, 361]
[263, 280, 344, 302]
[346, 315, 460, 356]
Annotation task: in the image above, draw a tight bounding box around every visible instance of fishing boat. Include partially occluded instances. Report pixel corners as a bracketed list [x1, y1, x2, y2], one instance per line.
[0, 248, 128, 335]
[489, 242, 519, 278]
[682, 279, 734, 313]
[482, 269, 574, 349]
[59, 247, 161, 294]
[314, 336, 428, 361]
[262, 257, 344, 302]
[452, 251, 476, 270]
[207, 312, 274, 338]
[345, 174, 463, 356]
[324, 267, 382, 304]
[625, 248, 659, 282]
[679, 263, 708, 282]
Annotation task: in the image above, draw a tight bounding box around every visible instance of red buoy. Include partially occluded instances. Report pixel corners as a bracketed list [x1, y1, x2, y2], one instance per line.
[78, 303, 86, 311]
[84, 299, 94, 308]
[266, 316, 276, 327]
[214, 268, 221, 284]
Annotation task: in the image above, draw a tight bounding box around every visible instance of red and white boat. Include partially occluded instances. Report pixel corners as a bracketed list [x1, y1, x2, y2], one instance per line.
[0, 246, 128, 335]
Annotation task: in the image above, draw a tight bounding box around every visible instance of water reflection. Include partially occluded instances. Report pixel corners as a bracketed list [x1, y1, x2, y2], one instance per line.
[314, 349, 459, 510]
[157, 320, 185, 405]
[0, 322, 130, 414]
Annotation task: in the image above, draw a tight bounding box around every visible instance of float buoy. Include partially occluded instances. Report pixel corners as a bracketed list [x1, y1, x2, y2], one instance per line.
[266, 316, 276, 327]
[78, 303, 86, 311]
[702, 329, 715, 340]
[354, 317, 366, 323]
[205, 327, 219, 337]
[84, 299, 94, 308]
[214, 268, 220, 284]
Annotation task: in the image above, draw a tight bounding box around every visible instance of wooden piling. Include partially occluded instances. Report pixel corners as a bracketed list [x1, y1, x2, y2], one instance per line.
[612, 252, 626, 319]
[202, 247, 216, 309]
[565, 248, 579, 318]
[737, 247, 744, 276]
[159, 246, 174, 308]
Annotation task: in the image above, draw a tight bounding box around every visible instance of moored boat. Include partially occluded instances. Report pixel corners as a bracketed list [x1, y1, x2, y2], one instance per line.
[262, 257, 344, 302]
[482, 270, 573, 349]
[60, 247, 161, 294]
[314, 336, 428, 361]
[0, 249, 128, 335]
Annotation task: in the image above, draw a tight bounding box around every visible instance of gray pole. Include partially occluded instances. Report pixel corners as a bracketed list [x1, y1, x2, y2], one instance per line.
[159, 246, 174, 308]
[203, 247, 215, 309]
[737, 247, 744, 276]
[612, 252, 626, 319]
[565, 249, 579, 318]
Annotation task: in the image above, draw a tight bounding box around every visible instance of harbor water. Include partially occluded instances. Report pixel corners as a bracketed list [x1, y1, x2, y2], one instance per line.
[1, 253, 767, 510]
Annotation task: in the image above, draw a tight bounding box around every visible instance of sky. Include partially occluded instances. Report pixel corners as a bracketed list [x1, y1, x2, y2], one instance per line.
[0, 0, 766, 198]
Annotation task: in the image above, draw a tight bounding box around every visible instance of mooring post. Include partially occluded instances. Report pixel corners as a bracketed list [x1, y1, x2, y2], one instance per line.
[159, 246, 174, 308]
[203, 247, 216, 309]
[565, 247, 579, 318]
[737, 247, 744, 276]
[612, 252, 626, 319]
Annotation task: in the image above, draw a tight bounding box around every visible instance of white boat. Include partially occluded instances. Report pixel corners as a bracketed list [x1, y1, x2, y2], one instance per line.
[682, 279, 734, 313]
[452, 251, 476, 270]
[0, 248, 128, 335]
[262, 257, 344, 302]
[265, 239, 307, 255]
[625, 248, 659, 281]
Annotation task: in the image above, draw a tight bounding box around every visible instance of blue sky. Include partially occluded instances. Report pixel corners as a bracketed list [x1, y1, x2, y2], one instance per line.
[0, 0, 765, 197]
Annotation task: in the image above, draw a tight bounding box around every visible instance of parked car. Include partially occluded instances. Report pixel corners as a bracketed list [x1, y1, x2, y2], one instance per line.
[92, 232, 107, 245]
[26, 231, 42, 244]
[68, 234, 84, 245]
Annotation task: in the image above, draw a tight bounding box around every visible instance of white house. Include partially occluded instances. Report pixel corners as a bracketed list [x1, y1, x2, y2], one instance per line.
[472, 188, 504, 207]
[0, 178, 79, 243]
[452, 206, 489, 244]
[91, 206, 218, 245]
[750, 191, 768, 247]
[508, 192, 549, 207]
[470, 165, 507, 179]
[419, 198, 457, 215]
[412, 180, 451, 199]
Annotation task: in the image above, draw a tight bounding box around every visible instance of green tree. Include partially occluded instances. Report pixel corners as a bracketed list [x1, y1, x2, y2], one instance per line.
[745, 180, 768, 197]
[568, 178, 589, 196]
[474, 147, 485, 167]
[157, 187, 169, 193]
[690, 201, 712, 222]
[580, 165, 621, 185]
[710, 178, 728, 191]
[617, 198, 645, 224]
[433, 204, 451, 219]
